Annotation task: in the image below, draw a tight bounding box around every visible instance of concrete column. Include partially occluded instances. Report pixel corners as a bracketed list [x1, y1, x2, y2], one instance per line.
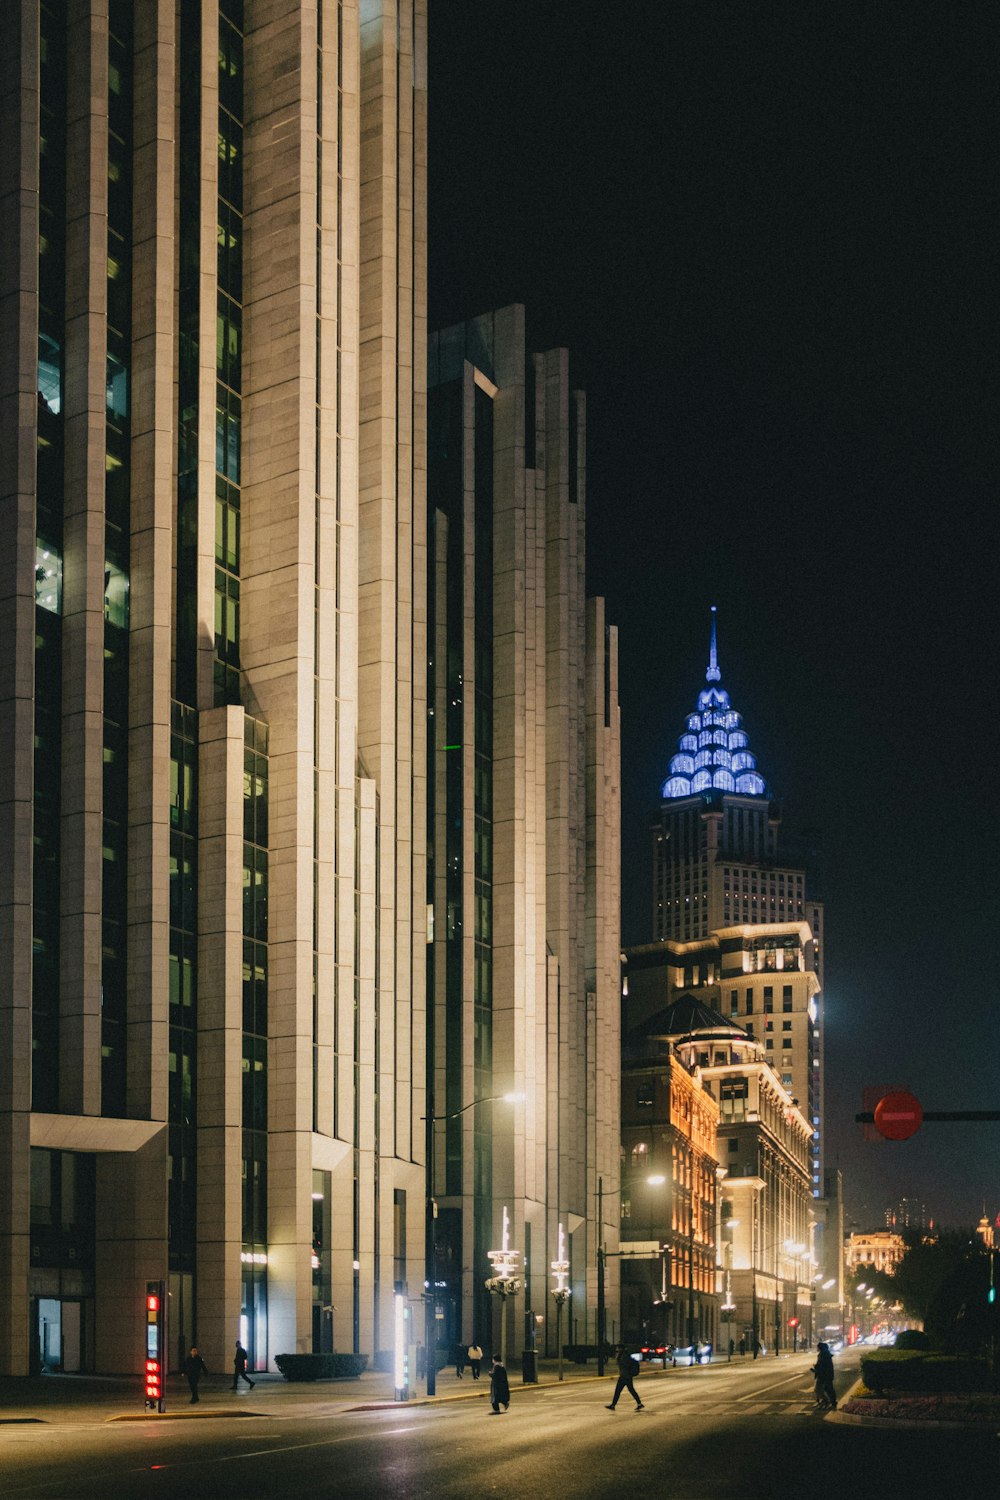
[195, 706, 245, 1370]
[94, 1130, 168, 1374]
[127, 0, 174, 1126]
[242, 0, 319, 1363]
[0, 0, 40, 1379]
[59, 0, 108, 1115]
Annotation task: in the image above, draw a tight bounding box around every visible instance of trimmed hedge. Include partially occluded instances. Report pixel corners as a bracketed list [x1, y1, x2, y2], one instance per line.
[860, 1350, 989, 1396]
[892, 1329, 930, 1350]
[274, 1352, 368, 1381]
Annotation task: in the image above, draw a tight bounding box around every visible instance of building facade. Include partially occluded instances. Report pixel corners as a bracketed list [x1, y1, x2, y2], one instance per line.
[650, 611, 826, 1199]
[622, 980, 814, 1355]
[427, 305, 621, 1358]
[1, 0, 427, 1377]
[845, 1230, 906, 1278]
[619, 1017, 720, 1351]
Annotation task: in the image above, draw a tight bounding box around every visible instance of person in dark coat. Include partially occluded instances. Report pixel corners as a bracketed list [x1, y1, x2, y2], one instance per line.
[232, 1340, 255, 1391]
[605, 1344, 644, 1411]
[738, 1336, 746, 1358]
[455, 1343, 466, 1379]
[489, 1353, 510, 1413]
[184, 1346, 208, 1404]
[811, 1341, 837, 1409]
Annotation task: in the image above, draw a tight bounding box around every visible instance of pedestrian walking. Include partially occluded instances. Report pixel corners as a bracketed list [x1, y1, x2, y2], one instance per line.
[455, 1343, 466, 1379]
[811, 1340, 837, 1410]
[738, 1336, 746, 1358]
[468, 1342, 483, 1380]
[605, 1344, 644, 1411]
[752, 1337, 761, 1359]
[232, 1340, 255, 1391]
[184, 1346, 208, 1404]
[488, 1353, 510, 1413]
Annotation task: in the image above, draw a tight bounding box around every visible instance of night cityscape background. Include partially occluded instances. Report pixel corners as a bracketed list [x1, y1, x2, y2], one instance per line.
[2, 5, 1000, 1492]
[430, 0, 998, 1231]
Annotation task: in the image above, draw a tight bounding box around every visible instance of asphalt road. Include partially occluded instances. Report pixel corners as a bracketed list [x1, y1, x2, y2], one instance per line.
[2, 1351, 993, 1500]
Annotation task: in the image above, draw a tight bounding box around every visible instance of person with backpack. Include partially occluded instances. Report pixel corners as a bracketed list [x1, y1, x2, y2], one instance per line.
[605, 1343, 644, 1411]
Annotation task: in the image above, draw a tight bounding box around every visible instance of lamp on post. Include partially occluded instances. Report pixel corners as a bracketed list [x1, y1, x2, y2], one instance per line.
[485, 1204, 523, 1367]
[550, 1221, 571, 1381]
[721, 1218, 738, 1359]
[423, 1090, 523, 1395]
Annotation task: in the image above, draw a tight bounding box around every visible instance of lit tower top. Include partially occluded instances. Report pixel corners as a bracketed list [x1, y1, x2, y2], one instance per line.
[660, 607, 768, 800]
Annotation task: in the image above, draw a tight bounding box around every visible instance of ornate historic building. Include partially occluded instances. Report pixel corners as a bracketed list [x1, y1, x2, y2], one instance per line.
[649, 611, 826, 1197]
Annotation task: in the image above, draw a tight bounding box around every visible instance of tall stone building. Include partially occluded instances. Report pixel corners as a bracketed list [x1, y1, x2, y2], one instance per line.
[0, 0, 427, 1377]
[650, 611, 826, 1197]
[427, 305, 621, 1357]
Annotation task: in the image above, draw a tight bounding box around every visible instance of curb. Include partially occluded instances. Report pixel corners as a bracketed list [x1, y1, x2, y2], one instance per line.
[827, 1375, 1000, 1434]
[109, 1410, 269, 1423]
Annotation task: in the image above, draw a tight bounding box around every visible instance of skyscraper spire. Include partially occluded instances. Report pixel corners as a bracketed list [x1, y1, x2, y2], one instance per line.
[706, 605, 721, 682]
[659, 607, 768, 800]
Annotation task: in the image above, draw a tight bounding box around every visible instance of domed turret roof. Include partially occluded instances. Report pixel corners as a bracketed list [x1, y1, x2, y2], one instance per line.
[660, 608, 768, 801]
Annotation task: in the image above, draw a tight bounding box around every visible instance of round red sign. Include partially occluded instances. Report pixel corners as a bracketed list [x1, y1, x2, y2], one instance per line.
[874, 1090, 923, 1141]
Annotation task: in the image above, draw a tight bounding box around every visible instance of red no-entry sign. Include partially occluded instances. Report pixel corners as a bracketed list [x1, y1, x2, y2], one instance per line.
[873, 1090, 923, 1140]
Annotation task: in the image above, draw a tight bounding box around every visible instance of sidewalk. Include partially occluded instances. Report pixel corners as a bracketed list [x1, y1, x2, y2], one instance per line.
[0, 1356, 648, 1426]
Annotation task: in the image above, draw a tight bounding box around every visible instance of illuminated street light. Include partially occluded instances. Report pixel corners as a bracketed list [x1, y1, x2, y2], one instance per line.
[423, 1091, 523, 1395]
[550, 1222, 571, 1382]
[486, 1204, 523, 1368]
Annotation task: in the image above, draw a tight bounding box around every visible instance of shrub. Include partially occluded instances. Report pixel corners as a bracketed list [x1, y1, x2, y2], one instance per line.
[893, 1329, 931, 1351]
[860, 1350, 989, 1397]
[274, 1352, 368, 1381]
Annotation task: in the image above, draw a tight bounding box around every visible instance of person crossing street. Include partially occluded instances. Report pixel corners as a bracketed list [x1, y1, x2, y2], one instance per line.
[605, 1344, 644, 1411]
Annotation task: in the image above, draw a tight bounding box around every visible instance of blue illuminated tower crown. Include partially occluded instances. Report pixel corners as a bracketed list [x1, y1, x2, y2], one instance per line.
[660, 607, 768, 800]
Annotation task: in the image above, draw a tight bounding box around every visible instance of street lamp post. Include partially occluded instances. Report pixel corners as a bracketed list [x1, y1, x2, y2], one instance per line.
[486, 1204, 522, 1367]
[423, 1091, 523, 1395]
[551, 1221, 571, 1381]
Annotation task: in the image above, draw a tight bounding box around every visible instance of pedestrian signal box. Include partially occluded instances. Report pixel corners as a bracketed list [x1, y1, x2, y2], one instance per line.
[145, 1280, 165, 1412]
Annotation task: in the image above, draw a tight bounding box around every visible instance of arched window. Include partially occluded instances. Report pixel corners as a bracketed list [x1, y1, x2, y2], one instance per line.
[736, 771, 766, 795]
[691, 770, 712, 792]
[670, 753, 695, 775]
[662, 775, 691, 799]
[728, 730, 748, 750]
[630, 1141, 649, 1165]
[731, 750, 756, 772]
[712, 768, 735, 790]
[679, 734, 698, 752]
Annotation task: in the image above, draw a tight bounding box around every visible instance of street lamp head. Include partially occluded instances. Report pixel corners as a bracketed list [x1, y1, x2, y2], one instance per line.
[726, 1218, 740, 1228]
[502, 1091, 525, 1103]
[646, 1174, 667, 1186]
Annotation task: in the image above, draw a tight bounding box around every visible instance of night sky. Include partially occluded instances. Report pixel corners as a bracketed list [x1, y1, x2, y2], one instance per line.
[427, 1, 998, 1231]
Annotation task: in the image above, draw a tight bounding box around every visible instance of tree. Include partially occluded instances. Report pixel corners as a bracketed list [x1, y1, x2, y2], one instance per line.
[888, 1230, 993, 1352]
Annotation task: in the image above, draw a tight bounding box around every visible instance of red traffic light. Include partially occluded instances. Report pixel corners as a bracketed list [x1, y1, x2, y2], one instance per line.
[147, 1295, 160, 1311]
[787, 1317, 800, 1327]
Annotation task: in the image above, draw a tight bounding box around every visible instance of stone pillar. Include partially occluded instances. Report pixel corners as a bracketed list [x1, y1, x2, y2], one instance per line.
[0, 0, 40, 1379]
[195, 706, 245, 1370]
